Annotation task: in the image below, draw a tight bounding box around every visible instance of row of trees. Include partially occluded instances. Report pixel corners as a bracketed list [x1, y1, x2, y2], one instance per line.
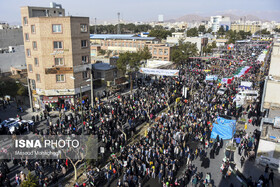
[89, 23, 152, 34]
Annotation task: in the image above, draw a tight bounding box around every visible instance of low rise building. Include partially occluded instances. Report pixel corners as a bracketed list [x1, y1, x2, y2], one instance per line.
[90, 34, 173, 61]
[231, 24, 261, 34]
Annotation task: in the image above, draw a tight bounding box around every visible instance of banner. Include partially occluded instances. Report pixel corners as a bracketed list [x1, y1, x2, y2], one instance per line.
[205, 75, 218, 81]
[139, 68, 179, 76]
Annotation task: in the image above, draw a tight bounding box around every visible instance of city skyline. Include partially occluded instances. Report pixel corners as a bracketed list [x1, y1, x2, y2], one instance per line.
[1, 0, 280, 25]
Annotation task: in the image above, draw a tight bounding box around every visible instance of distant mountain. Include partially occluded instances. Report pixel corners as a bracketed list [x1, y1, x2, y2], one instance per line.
[166, 13, 268, 23]
[166, 14, 208, 23]
[220, 14, 263, 22]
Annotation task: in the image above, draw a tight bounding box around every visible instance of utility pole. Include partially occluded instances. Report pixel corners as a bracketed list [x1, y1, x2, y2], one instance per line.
[90, 68, 94, 108]
[94, 18, 97, 34]
[27, 78, 34, 112]
[80, 85, 84, 135]
[117, 12, 121, 34]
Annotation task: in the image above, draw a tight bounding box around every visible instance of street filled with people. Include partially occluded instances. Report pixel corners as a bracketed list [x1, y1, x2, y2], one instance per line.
[0, 40, 274, 187]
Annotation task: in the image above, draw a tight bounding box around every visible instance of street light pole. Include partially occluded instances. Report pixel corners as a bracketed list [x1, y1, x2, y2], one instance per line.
[80, 85, 84, 135]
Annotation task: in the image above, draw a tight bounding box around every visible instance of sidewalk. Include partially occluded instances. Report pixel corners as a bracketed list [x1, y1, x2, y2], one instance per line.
[233, 123, 280, 184]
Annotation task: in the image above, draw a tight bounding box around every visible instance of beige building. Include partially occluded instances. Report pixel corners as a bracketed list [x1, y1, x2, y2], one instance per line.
[90, 34, 173, 61]
[263, 39, 280, 109]
[21, 4, 91, 110]
[231, 24, 261, 34]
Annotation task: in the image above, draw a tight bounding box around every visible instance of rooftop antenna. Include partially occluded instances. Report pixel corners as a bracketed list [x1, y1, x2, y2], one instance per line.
[94, 18, 97, 34]
[117, 12, 121, 34]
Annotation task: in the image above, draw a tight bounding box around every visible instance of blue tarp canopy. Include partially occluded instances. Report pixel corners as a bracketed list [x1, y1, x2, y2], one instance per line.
[211, 117, 236, 140]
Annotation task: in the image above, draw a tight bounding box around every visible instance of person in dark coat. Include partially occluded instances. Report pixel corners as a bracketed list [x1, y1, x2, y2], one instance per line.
[216, 146, 220, 155]
[220, 138, 224, 148]
[210, 149, 215, 159]
[203, 157, 210, 168]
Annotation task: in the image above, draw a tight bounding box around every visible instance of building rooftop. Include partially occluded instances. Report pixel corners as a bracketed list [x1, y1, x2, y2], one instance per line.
[92, 62, 116, 71]
[0, 45, 26, 73]
[90, 34, 157, 41]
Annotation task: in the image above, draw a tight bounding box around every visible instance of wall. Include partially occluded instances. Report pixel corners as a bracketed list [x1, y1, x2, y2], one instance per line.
[0, 28, 23, 48]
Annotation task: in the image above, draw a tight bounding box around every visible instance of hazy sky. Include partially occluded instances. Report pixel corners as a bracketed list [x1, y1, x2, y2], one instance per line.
[1, 0, 280, 24]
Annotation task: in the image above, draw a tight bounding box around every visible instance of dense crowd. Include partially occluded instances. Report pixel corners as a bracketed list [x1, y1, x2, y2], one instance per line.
[0, 41, 273, 187]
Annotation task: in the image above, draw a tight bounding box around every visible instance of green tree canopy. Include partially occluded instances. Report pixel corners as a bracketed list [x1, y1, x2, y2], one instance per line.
[206, 28, 213, 33]
[171, 39, 198, 66]
[21, 172, 38, 187]
[273, 28, 280, 33]
[148, 29, 172, 40]
[203, 41, 217, 54]
[256, 29, 271, 35]
[198, 25, 206, 34]
[217, 26, 226, 36]
[139, 45, 152, 61]
[186, 28, 198, 37]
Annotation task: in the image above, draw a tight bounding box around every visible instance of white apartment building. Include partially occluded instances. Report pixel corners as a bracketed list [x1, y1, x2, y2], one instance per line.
[209, 16, 231, 32]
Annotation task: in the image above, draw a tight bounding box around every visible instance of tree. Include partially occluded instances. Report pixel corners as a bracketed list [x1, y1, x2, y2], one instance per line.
[238, 30, 252, 40]
[198, 25, 206, 34]
[117, 47, 151, 93]
[186, 28, 198, 37]
[139, 45, 152, 61]
[99, 49, 106, 55]
[273, 28, 280, 33]
[106, 50, 113, 57]
[206, 28, 212, 34]
[117, 52, 141, 93]
[217, 26, 225, 36]
[148, 29, 172, 40]
[21, 172, 38, 187]
[171, 39, 198, 67]
[203, 41, 217, 54]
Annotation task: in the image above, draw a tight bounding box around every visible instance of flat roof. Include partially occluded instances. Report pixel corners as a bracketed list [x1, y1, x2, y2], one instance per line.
[90, 34, 156, 41]
[92, 62, 116, 71]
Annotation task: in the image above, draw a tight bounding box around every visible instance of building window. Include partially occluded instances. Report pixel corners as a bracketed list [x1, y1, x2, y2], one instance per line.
[80, 24, 88, 33]
[82, 71, 89, 79]
[31, 79, 36, 90]
[36, 74, 41, 82]
[31, 25, 36, 33]
[81, 40, 88, 48]
[25, 33, 29, 41]
[34, 58, 39, 66]
[159, 49, 163, 55]
[153, 49, 157, 55]
[164, 49, 168, 55]
[23, 17, 28, 25]
[82, 56, 89, 64]
[28, 64, 33, 72]
[55, 58, 64, 66]
[52, 24, 62, 33]
[53, 41, 63, 49]
[56, 74, 65, 82]
[114, 70, 117, 77]
[26, 49, 31, 57]
[32, 41, 37, 50]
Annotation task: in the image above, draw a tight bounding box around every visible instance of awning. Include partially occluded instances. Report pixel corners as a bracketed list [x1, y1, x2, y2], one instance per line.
[58, 96, 73, 99]
[43, 96, 58, 103]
